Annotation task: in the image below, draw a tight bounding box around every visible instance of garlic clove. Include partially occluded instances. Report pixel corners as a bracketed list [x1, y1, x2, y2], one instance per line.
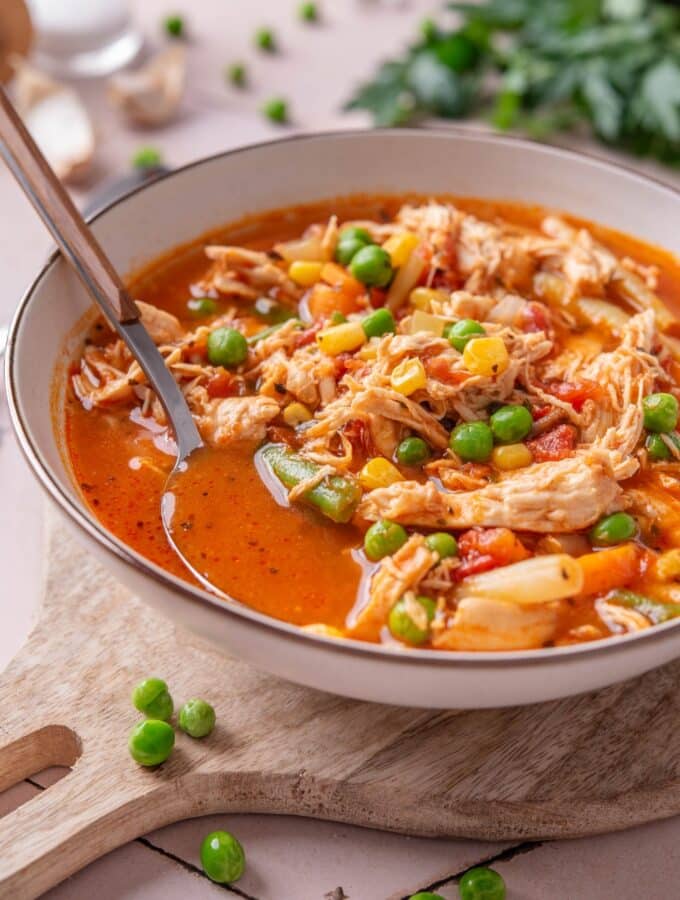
[11, 57, 95, 183]
[108, 45, 186, 127]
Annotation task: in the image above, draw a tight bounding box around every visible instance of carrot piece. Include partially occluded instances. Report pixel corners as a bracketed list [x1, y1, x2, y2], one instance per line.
[577, 543, 642, 597]
[320, 262, 364, 295]
[307, 282, 364, 319]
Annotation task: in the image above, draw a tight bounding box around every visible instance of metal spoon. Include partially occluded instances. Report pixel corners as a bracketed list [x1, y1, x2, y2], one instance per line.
[0, 86, 208, 582]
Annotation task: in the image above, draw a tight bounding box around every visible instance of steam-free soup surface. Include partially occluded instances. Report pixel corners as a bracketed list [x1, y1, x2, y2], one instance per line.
[64, 194, 680, 650]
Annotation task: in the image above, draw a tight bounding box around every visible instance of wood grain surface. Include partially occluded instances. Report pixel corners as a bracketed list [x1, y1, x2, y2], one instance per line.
[1, 518, 679, 899]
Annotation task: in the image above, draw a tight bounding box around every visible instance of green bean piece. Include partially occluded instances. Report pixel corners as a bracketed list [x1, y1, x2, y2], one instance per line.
[608, 590, 680, 624]
[261, 444, 361, 524]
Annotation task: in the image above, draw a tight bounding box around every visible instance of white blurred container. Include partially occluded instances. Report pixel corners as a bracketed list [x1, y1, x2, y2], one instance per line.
[26, 0, 142, 77]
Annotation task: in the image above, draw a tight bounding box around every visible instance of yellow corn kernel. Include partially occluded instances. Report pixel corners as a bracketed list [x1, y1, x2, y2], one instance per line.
[462, 335, 509, 377]
[383, 232, 420, 267]
[289, 260, 324, 287]
[316, 321, 366, 356]
[409, 309, 449, 337]
[657, 549, 680, 581]
[390, 357, 427, 396]
[409, 287, 449, 311]
[492, 443, 533, 471]
[283, 402, 312, 426]
[359, 457, 404, 490]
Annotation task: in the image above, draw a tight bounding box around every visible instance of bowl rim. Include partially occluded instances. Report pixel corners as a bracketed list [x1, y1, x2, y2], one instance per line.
[7, 126, 680, 670]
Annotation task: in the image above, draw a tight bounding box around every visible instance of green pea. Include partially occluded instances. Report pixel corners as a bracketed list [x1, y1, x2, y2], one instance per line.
[200, 830, 245, 884]
[489, 404, 533, 444]
[335, 236, 370, 266]
[262, 97, 288, 123]
[179, 698, 216, 738]
[350, 245, 393, 288]
[254, 27, 276, 51]
[207, 327, 248, 367]
[425, 532, 458, 559]
[643, 392, 679, 433]
[131, 146, 163, 170]
[459, 866, 506, 900]
[362, 308, 396, 339]
[396, 436, 431, 466]
[410, 894, 446, 900]
[646, 433, 672, 461]
[164, 15, 184, 38]
[445, 318, 486, 352]
[128, 720, 175, 767]
[299, 2, 319, 22]
[589, 512, 637, 547]
[450, 421, 493, 462]
[340, 226, 373, 244]
[187, 297, 218, 318]
[226, 63, 246, 87]
[132, 677, 174, 721]
[364, 519, 408, 561]
[388, 594, 436, 645]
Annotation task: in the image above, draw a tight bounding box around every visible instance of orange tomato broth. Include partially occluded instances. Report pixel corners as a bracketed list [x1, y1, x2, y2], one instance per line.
[63, 194, 680, 639]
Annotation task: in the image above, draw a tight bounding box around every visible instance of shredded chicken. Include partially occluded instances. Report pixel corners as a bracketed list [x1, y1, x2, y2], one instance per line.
[359, 450, 623, 533]
[197, 396, 280, 445]
[349, 535, 438, 641]
[70, 197, 680, 652]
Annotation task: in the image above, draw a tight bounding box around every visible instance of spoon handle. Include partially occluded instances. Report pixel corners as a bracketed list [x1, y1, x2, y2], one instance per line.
[0, 86, 139, 325]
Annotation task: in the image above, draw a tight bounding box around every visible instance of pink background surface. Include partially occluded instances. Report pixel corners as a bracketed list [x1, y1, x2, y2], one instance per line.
[1, 1, 679, 897]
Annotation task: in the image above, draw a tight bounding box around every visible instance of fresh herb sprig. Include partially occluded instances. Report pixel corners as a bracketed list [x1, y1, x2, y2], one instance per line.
[345, 0, 680, 165]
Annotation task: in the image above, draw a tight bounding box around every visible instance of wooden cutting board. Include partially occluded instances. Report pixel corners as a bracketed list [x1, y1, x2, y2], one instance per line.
[1, 518, 680, 899]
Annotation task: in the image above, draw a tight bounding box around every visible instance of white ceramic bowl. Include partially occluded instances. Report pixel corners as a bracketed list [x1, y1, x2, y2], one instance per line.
[7, 130, 680, 708]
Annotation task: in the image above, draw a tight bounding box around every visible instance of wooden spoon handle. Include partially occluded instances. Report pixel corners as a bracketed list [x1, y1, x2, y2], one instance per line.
[0, 86, 139, 324]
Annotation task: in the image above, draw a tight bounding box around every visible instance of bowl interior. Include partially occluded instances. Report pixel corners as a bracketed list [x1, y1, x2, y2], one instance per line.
[9, 129, 680, 630]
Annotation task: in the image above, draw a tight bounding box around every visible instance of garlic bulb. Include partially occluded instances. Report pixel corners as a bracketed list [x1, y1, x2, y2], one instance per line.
[108, 46, 186, 127]
[11, 57, 95, 183]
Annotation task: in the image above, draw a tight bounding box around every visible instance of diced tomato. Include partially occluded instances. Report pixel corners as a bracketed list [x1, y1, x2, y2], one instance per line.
[206, 371, 237, 399]
[522, 301, 551, 333]
[334, 352, 353, 378]
[455, 527, 530, 581]
[531, 404, 552, 421]
[369, 287, 387, 307]
[294, 321, 323, 348]
[527, 424, 577, 462]
[425, 357, 470, 386]
[543, 380, 602, 412]
[343, 419, 372, 457]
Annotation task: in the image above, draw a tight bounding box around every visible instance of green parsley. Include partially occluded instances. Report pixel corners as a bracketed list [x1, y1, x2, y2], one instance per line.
[346, 0, 680, 165]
